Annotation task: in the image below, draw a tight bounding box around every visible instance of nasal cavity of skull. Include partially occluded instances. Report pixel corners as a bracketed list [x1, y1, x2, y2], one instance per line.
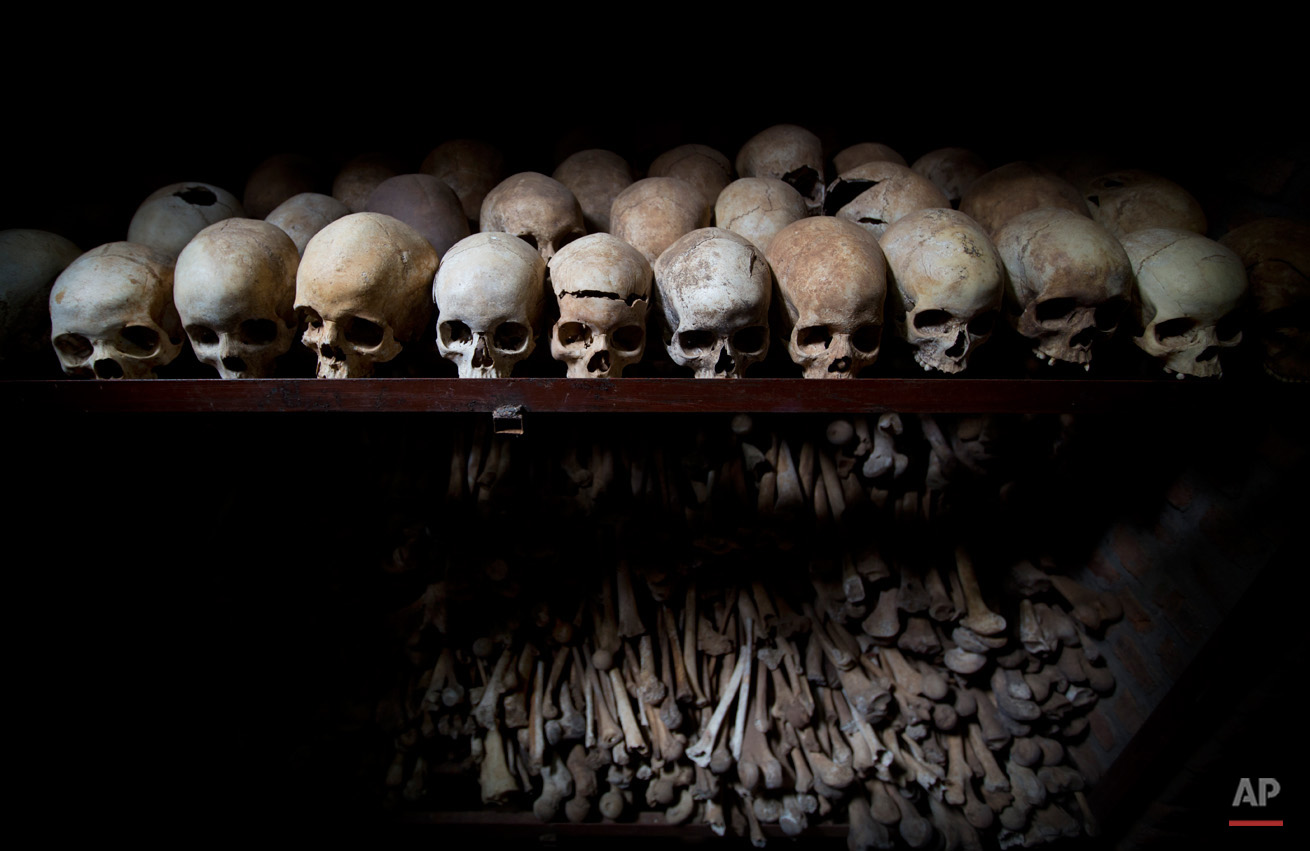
[732, 326, 767, 354]
[222, 355, 248, 372]
[1154, 316, 1196, 342]
[945, 331, 968, 359]
[174, 186, 218, 206]
[587, 350, 611, 373]
[54, 333, 93, 361]
[1035, 298, 1076, 324]
[94, 358, 124, 378]
[344, 316, 385, 348]
[240, 318, 280, 345]
[797, 325, 832, 351]
[441, 320, 473, 346]
[558, 322, 592, 346]
[1069, 326, 1098, 349]
[494, 322, 531, 352]
[118, 325, 160, 356]
[714, 346, 736, 374]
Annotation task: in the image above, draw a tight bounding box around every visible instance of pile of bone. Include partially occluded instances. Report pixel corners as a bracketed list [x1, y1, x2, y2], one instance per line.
[9, 125, 1305, 382]
[384, 548, 1120, 849]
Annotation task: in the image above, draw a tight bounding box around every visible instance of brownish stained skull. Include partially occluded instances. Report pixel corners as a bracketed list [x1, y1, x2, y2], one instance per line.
[960, 162, 1088, 237]
[552, 149, 634, 235]
[366, 174, 470, 259]
[713, 177, 808, 254]
[735, 124, 826, 214]
[1220, 217, 1310, 382]
[648, 144, 734, 212]
[421, 139, 506, 228]
[1082, 169, 1207, 239]
[911, 147, 988, 209]
[480, 172, 586, 263]
[548, 233, 651, 378]
[610, 177, 710, 266]
[827, 161, 950, 240]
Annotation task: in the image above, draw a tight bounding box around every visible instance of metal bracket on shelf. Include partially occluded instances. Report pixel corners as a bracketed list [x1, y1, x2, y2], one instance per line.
[493, 404, 525, 435]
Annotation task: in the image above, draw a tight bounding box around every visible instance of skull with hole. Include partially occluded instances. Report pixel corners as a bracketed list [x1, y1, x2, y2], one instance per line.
[480, 172, 585, 263]
[654, 227, 771, 379]
[994, 207, 1133, 367]
[173, 218, 300, 378]
[735, 124, 826, 214]
[1220, 217, 1310, 383]
[49, 241, 182, 378]
[610, 177, 710, 266]
[765, 217, 886, 378]
[1122, 228, 1247, 378]
[548, 233, 651, 378]
[127, 182, 245, 260]
[435, 232, 546, 377]
[295, 213, 438, 378]
[714, 177, 808, 255]
[827, 161, 950, 240]
[880, 208, 1004, 374]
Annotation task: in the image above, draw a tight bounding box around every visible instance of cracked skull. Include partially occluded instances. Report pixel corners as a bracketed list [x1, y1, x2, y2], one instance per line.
[881, 208, 1004, 373]
[479, 172, 585, 263]
[826, 161, 950, 240]
[295, 213, 438, 378]
[766, 217, 887, 378]
[127, 181, 245, 260]
[735, 124, 826, 214]
[610, 177, 710, 266]
[434, 232, 546, 378]
[173, 218, 300, 378]
[654, 227, 771, 379]
[548, 233, 651, 378]
[994, 207, 1133, 367]
[1122, 227, 1247, 378]
[49, 241, 182, 378]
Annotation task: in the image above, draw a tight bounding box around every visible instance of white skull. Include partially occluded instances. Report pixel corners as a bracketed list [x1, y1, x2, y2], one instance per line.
[434, 232, 546, 378]
[49, 242, 182, 379]
[1122, 228, 1247, 378]
[266, 192, 350, 255]
[126, 182, 245, 260]
[173, 219, 300, 378]
[827, 161, 950, 240]
[880, 208, 1004, 374]
[994, 207, 1133, 367]
[735, 124, 826, 214]
[552, 149, 634, 235]
[548, 234, 651, 378]
[654, 227, 771, 379]
[610, 177, 710, 265]
[1220, 217, 1310, 382]
[766, 217, 886, 378]
[713, 177, 808, 254]
[295, 213, 438, 378]
[480, 172, 585, 263]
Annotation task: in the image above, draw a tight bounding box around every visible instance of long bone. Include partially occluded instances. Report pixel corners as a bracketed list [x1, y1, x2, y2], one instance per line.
[685, 644, 749, 767]
[954, 545, 1006, 636]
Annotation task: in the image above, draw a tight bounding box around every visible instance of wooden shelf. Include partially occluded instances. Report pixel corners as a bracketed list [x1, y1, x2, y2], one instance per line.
[5, 377, 1294, 416]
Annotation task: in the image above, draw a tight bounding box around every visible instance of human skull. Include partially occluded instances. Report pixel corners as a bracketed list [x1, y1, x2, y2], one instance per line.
[434, 232, 546, 378]
[365, 174, 470, 258]
[173, 219, 300, 378]
[126, 182, 245, 260]
[832, 142, 907, 174]
[880, 208, 1004, 374]
[1082, 169, 1207, 239]
[266, 192, 350, 255]
[648, 144, 734, 211]
[421, 139, 506, 227]
[994, 207, 1133, 367]
[242, 152, 320, 220]
[827, 161, 950, 240]
[548, 234, 651, 378]
[49, 242, 182, 378]
[1220, 217, 1310, 382]
[653, 227, 771, 379]
[0, 228, 81, 376]
[295, 213, 438, 378]
[552, 149, 634, 235]
[1122, 228, 1247, 378]
[766, 217, 887, 378]
[714, 178, 808, 254]
[480, 172, 585, 263]
[959, 162, 1088, 237]
[735, 124, 826, 214]
[610, 177, 711, 265]
[911, 148, 988, 209]
[332, 152, 402, 213]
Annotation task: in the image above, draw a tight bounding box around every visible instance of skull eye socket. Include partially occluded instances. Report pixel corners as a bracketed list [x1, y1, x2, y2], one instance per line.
[1154, 317, 1196, 342]
[239, 319, 279, 345]
[612, 324, 644, 352]
[678, 330, 716, 354]
[1216, 312, 1243, 342]
[494, 322, 531, 352]
[188, 325, 219, 346]
[731, 326, 767, 355]
[54, 333, 93, 361]
[118, 325, 160, 356]
[344, 317, 385, 349]
[517, 234, 539, 252]
[440, 320, 472, 346]
[1094, 299, 1128, 331]
[796, 325, 833, 351]
[913, 310, 953, 331]
[298, 308, 323, 330]
[557, 322, 592, 346]
[851, 324, 882, 353]
[1034, 297, 1076, 323]
[967, 311, 997, 336]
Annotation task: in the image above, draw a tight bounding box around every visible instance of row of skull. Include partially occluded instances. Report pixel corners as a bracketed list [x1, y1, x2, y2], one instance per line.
[45, 205, 1252, 381]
